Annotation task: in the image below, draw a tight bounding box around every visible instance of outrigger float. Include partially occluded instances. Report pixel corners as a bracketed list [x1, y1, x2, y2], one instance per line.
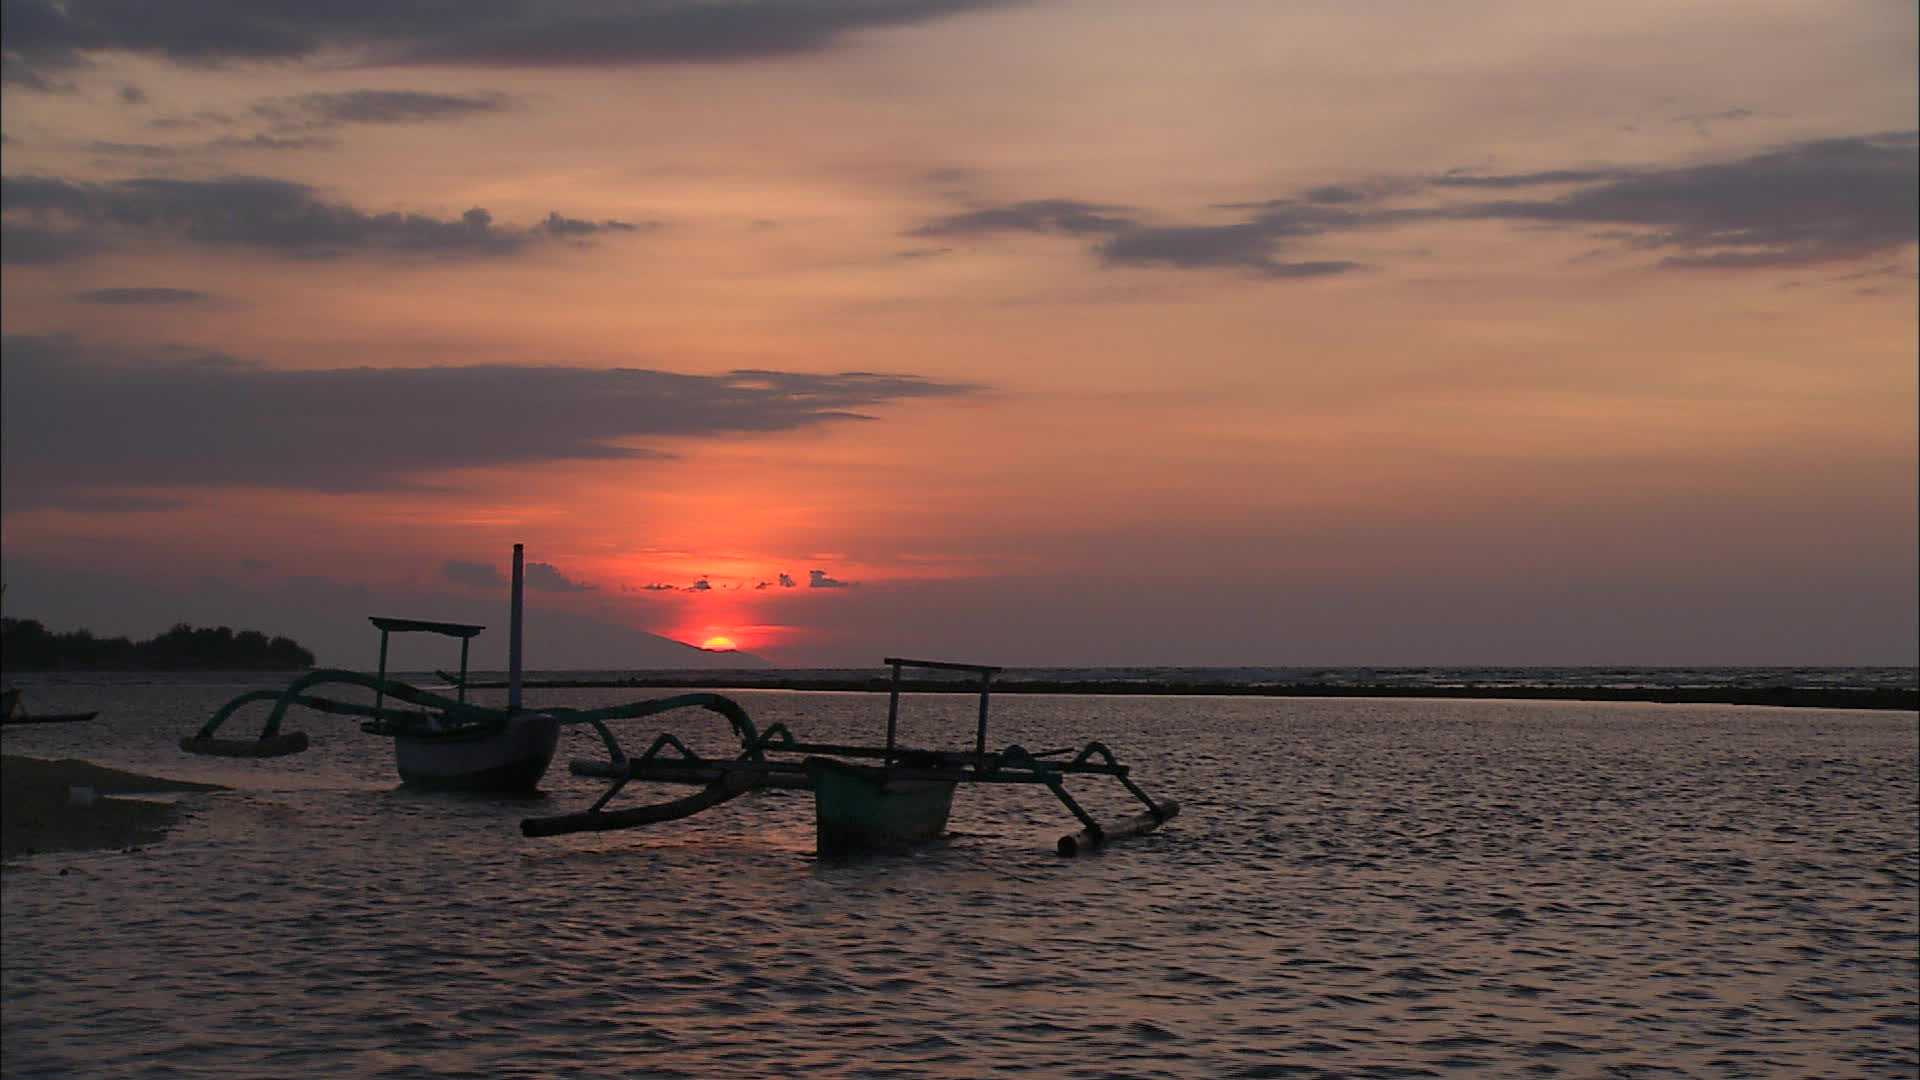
[180, 546, 1178, 856]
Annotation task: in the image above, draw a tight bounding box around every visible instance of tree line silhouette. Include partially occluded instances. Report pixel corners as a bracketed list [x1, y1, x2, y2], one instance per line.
[1, 618, 316, 671]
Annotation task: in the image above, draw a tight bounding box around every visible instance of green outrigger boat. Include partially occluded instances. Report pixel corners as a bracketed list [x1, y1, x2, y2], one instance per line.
[528, 657, 1180, 856]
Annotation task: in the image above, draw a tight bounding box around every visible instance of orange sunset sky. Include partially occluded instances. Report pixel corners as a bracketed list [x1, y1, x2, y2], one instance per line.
[2, 1, 1915, 667]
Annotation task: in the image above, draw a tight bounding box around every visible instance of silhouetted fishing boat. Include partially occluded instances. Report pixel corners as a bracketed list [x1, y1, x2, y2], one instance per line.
[531, 657, 1180, 856]
[1, 687, 100, 726]
[182, 545, 558, 792]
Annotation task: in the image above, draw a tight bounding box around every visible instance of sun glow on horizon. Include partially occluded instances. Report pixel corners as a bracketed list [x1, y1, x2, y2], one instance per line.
[701, 635, 738, 651]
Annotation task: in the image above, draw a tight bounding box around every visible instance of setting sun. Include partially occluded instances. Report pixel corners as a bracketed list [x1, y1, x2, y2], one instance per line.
[701, 635, 738, 652]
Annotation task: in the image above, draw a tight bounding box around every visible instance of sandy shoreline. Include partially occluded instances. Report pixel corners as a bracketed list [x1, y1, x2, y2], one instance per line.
[1, 755, 226, 862]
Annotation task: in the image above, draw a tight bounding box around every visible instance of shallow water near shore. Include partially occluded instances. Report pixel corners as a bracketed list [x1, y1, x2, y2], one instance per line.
[4, 678, 1916, 1077]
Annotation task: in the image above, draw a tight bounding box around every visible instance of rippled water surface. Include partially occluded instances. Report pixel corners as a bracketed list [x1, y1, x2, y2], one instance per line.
[5, 678, 1916, 1077]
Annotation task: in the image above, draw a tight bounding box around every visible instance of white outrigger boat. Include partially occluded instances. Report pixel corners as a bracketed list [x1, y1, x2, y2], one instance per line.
[183, 545, 558, 792]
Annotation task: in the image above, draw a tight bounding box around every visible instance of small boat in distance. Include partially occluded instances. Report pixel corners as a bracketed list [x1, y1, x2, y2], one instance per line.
[1, 686, 100, 726]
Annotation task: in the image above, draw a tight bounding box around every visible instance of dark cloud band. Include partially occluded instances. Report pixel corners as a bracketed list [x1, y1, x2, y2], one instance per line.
[73, 286, 212, 304]
[2, 0, 1009, 87]
[911, 199, 1134, 238]
[907, 132, 1917, 278]
[1, 174, 642, 262]
[1, 336, 983, 509]
[253, 90, 511, 131]
[1445, 132, 1918, 269]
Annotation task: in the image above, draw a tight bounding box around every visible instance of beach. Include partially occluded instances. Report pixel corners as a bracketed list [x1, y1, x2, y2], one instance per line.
[1, 755, 225, 861]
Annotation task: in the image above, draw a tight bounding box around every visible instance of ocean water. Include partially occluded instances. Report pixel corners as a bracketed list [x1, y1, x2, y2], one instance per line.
[3, 676, 1916, 1078]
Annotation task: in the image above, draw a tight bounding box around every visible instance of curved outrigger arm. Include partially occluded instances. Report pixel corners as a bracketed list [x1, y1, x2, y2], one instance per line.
[523, 692, 772, 837]
[182, 668, 515, 757]
[547, 692, 762, 758]
[988, 740, 1180, 856]
[182, 670, 764, 766]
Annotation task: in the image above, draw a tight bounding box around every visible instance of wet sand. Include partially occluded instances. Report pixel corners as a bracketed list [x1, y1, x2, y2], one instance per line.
[0, 755, 224, 861]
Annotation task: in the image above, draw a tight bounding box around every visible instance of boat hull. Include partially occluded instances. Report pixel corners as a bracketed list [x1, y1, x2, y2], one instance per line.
[394, 713, 560, 792]
[805, 756, 956, 856]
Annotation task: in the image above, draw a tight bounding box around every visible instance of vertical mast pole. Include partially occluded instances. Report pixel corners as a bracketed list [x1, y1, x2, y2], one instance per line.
[975, 670, 992, 766]
[884, 660, 902, 767]
[457, 637, 470, 704]
[509, 543, 525, 713]
[374, 627, 390, 721]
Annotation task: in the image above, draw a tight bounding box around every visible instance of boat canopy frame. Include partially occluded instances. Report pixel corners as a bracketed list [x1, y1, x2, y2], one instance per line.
[880, 656, 1000, 768]
[368, 615, 485, 713]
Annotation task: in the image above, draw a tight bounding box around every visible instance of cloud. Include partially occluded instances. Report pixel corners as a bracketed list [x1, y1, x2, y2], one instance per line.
[73, 286, 212, 305]
[778, 573, 796, 588]
[251, 90, 511, 132]
[2, 1, 1009, 88]
[687, 578, 712, 591]
[809, 569, 850, 588]
[911, 199, 1137, 238]
[641, 583, 677, 591]
[1294, 179, 1423, 205]
[1428, 168, 1628, 190]
[538, 210, 653, 238]
[525, 561, 593, 592]
[117, 83, 146, 105]
[444, 559, 507, 588]
[911, 195, 1372, 278]
[1, 490, 186, 514]
[87, 93, 477, 158]
[1671, 107, 1758, 138]
[84, 140, 183, 159]
[0, 222, 102, 263]
[0, 174, 635, 262]
[1443, 132, 1919, 269]
[1, 50, 76, 93]
[1, 335, 981, 508]
[903, 132, 1916, 279]
[148, 110, 238, 131]
[1097, 223, 1365, 278]
[206, 133, 338, 152]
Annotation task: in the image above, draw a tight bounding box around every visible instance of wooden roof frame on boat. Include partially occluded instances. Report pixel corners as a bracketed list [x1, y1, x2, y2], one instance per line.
[368, 616, 487, 710]
[880, 657, 1003, 768]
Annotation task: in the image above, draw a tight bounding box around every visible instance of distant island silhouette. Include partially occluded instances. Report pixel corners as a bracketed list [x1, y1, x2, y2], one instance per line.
[1, 618, 316, 671]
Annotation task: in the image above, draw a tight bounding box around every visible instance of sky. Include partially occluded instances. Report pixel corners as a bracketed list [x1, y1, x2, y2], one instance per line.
[2, 0, 1915, 668]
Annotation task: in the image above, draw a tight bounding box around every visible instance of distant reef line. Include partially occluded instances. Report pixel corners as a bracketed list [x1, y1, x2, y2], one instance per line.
[1, 617, 316, 672]
[455, 675, 1918, 711]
